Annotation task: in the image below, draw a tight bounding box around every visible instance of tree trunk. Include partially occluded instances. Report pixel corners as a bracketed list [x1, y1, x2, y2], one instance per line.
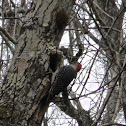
[0, 0, 75, 125]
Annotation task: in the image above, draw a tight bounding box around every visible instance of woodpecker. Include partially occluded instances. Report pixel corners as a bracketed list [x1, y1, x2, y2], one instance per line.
[47, 62, 82, 102]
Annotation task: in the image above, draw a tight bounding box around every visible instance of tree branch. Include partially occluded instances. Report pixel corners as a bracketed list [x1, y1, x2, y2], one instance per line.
[92, 63, 126, 126]
[0, 32, 15, 54]
[0, 26, 17, 45]
[53, 89, 93, 126]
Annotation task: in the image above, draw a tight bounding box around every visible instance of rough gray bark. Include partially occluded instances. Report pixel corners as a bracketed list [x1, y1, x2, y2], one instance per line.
[0, 0, 78, 126]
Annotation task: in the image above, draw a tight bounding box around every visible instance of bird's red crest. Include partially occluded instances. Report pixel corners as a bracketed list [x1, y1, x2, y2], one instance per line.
[77, 63, 82, 72]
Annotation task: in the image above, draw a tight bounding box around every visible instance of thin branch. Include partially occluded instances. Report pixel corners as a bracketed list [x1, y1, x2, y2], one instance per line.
[111, 76, 122, 122]
[93, 1, 114, 20]
[0, 7, 26, 17]
[92, 63, 126, 126]
[105, 6, 126, 38]
[79, 48, 99, 96]
[0, 26, 17, 45]
[54, 90, 93, 126]
[0, 32, 15, 54]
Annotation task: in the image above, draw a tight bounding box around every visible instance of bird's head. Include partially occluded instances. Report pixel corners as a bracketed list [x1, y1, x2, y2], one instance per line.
[71, 62, 82, 72]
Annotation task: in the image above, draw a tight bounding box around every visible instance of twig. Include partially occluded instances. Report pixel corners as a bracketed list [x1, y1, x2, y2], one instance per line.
[111, 55, 126, 122]
[0, 26, 17, 45]
[79, 48, 99, 96]
[92, 63, 126, 126]
[93, 1, 114, 20]
[105, 6, 126, 38]
[0, 32, 15, 54]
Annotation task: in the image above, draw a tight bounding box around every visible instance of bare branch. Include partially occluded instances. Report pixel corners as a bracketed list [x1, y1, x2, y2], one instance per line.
[0, 26, 17, 45]
[105, 6, 126, 38]
[92, 64, 126, 126]
[0, 32, 15, 54]
[54, 90, 93, 126]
